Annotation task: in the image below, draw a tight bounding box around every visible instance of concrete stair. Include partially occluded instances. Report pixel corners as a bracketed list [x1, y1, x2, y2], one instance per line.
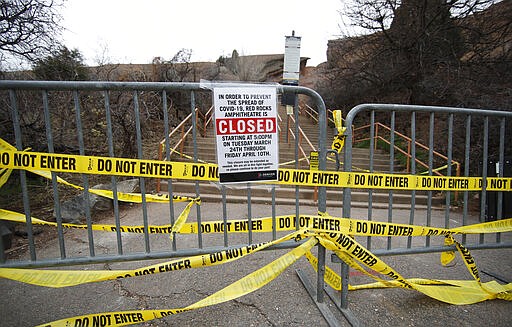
[160, 106, 445, 210]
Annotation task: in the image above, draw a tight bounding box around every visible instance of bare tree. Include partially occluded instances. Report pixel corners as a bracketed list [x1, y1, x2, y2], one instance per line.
[151, 49, 194, 83]
[0, 0, 64, 65]
[320, 0, 511, 174]
[322, 0, 509, 108]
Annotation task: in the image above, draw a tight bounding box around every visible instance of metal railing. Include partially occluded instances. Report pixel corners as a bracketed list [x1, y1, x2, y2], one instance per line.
[340, 103, 512, 316]
[283, 112, 316, 167]
[156, 106, 213, 192]
[2, 81, 510, 326]
[353, 121, 461, 176]
[302, 104, 335, 126]
[0, 80, 329, 267]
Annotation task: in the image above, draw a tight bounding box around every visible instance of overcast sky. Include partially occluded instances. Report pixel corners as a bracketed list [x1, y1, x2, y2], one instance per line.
[61, 0, 346, 67]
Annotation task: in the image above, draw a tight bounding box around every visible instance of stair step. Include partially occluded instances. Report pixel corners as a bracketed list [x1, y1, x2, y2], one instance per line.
[159, 185, 442, 210]
[158, 106, 440, 208]
[160, 181, 445, 208]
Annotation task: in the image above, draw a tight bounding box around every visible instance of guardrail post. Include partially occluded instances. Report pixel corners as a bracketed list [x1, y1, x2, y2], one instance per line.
[286, 114, 291, 144]
[374, 123, 379, 150]
[407, 140, 411, 173]
[455, 163, 461, 203]
[180, 123, 185, 158]
[157, 142, 163, 193]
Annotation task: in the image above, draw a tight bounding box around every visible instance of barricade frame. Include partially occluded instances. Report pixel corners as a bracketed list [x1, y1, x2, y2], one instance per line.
[0, 81, 329, 272]
[333, 103, 512, 324]
[1, 81, 511, 326]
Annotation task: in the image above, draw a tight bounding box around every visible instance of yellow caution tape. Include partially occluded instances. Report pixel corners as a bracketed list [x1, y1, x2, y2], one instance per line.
[1, 139, 198, 204]
[0, 205, 196, 235]
[306, 249, 512, 304]
[441, 235, 456, 266]
[25, 229, 511, 326]
[2, 208, 511, 237]
[33, 236, 317, 327]
[21, 161, 197, 204]
[0, 139, 20, 188]
[304, 250, 343, 291]
[0, 167, 12, 189]
[318, 232, 512, 304]
[168, 199, 196, 241]
[0, 218, 508, 326]
[1, 138, 512, 325]
[331, 110, 346, 154]
[3, 148, 511, 191]
[0, 229, 308, 288]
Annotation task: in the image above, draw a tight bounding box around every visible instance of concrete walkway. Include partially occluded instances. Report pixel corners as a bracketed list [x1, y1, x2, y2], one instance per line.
[0, 201, 511, 326]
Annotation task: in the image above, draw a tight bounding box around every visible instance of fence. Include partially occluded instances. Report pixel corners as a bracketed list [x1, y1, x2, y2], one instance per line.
[0, 80, 330, 265]
[337, 103, 512, 321]
[0, 81, 511, 326]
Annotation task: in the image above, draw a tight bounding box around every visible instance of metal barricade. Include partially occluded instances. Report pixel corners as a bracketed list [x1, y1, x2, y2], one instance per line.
[0, 81, 329, 275]
[336, 104, 512, 322]
[1, 81, 511, 326]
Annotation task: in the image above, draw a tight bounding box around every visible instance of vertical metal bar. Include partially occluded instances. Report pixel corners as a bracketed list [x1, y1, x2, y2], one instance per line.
[340, 104, 353, 310]
[497, 117, 505, 243]
[445, 114, 454, 228]
[133, 91, 150, 253]
[316, 244, 326, 303]
[73, 90, 95, 257]
[294, 95, 300, 229]
[272, 185, 277, 240]
[426, 112, 434, 247]
[222, 185, 228, 247]
[407, 111, 417, 248]
[340, 258, 350, 309]
[480, 116, 489, 244]
[0, 223, 3, 263]
[387, 111, 395, 250]
[367, 110, 375, 250]
[462, 115, 471, 244]
[340, 106, 352, 309]
[190, 91, 202, 249]
[42, 90, 66, 258]
[313, 89, 328, 305]
[103, 91, 123, 254]
[406, 141, 411, 173]
[9, 89, 36, 261]
[161, 90, 176, 251]
[247, 183, 253, 244]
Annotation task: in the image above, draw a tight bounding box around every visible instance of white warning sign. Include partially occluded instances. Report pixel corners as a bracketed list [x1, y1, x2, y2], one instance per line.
[214, 87, 279, 183]
[283, 35, 301, 82]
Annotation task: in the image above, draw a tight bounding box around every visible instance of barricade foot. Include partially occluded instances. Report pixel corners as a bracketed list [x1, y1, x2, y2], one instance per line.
[296, 268, 360, 327]
[296, 268, 340, 327]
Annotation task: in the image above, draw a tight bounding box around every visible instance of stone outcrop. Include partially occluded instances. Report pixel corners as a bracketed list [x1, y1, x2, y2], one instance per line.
[90, 54, 309, 84]
[55, 179, 139, 224]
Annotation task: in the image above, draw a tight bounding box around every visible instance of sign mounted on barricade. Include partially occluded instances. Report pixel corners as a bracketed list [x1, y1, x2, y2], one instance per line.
[213, 86, 279, 183]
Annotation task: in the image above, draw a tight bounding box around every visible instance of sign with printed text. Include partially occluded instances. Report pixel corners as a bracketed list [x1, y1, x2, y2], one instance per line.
[214, 87, 279, 183]
[283, 35, 301, 81]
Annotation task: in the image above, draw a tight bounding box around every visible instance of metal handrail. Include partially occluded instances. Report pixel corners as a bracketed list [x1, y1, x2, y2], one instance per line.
[302, 105, 356, 146]
[158, 110, 194, 159]
[157, 107, 212, 192]
[203, 105, 214, 132]
[288, 114, 316, 164]
[277, 112, 283, 138]
[303, 104, 335, 126]
[353, 122, 461, 178]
